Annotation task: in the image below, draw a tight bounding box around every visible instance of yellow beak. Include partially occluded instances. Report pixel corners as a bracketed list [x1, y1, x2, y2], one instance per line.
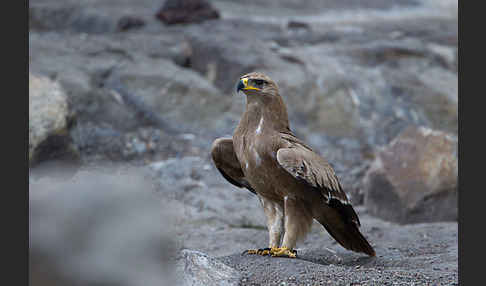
[237, 78, 260, 92]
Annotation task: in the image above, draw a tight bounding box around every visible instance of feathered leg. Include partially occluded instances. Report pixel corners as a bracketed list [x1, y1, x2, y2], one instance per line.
[264, 197, 284, 249]
[272, 196, 313, 258]
[243, 196, 284, 256]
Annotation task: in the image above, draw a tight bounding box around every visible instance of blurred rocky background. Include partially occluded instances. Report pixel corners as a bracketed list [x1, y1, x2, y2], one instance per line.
[29, 0, 458, 285]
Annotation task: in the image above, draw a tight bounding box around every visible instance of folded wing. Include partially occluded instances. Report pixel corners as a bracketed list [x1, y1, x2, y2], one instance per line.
[276, 140, 375, 256]
[211, 137, 256, 194]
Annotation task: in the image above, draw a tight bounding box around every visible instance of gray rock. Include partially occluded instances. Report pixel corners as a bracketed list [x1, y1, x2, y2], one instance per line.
[29, 0, 165, 34]
[28, 0, 457, 200]
[147, 156, 457, 285]
[29, 3, 117, 34]
[176, 249, 241, 286]
[149, 156, 211, 190]
[282, 25, 457, 141]
[212, 0, 421, 16]
[117, 15, 146, 32]
[29, 166, 180, 286]
[29, 32, 168, 133]
[29, 30, 238, 135]
[104, 56, 236, 134]
[149, 156, 266, 230]
[29, 73, 77, 165]
[184, 19, 304, 95]
[217, 216, 457, 286]
[363, 126, 458, 224]
[28, 29, 239, 161]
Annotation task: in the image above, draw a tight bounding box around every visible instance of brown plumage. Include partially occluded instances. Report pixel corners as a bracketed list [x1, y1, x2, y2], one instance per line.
[211, 72, 375, 257]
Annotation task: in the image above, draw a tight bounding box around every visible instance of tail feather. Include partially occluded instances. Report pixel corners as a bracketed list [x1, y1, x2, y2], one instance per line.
[319, 219, 376, 256]
[316, 202, 375, 256]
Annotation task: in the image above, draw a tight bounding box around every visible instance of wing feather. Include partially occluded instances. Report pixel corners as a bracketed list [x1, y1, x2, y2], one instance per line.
[211, 137, 255, 194]
[277, 134, 375, 256]
[277, 147, 349, 203]
[276, 143, 360, 226]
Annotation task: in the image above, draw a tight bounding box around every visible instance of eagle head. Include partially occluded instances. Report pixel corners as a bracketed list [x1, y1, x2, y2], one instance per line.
[236, 72, 278, 97]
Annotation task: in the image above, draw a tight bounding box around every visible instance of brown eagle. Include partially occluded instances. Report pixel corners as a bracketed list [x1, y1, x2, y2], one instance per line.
[211, 72, 375, 258]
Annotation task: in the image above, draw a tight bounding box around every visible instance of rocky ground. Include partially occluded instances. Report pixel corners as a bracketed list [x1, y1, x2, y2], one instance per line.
[29, 0, 458, 285]
[30, 157, 458, 286]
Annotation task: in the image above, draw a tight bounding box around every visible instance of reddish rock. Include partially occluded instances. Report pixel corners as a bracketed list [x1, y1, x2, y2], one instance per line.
[363, 125, 457, 224]
[156, 0, 220, 25]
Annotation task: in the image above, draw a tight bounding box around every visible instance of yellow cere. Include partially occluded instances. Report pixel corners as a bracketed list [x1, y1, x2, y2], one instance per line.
[242, 78, 260, 91]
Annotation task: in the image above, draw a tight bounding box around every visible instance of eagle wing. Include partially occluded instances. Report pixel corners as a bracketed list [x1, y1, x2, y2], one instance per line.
[276, 135, 353, 213]
[211, 137, 255, 194]
[276, 135, 375, 256]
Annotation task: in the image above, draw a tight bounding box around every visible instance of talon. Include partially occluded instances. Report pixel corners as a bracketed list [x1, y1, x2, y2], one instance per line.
[242, 248, 271, 256]
[242, 249, 258, 255]
[257, 248, 271, 255]
[270, 247, 297, 258]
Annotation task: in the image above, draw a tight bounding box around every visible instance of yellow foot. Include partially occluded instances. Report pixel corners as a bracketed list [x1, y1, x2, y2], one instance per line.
[242, 248, 271, 256]
[270, 247, 297, 258]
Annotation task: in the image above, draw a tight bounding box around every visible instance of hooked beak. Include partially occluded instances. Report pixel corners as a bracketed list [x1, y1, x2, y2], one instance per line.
[236, 78, 260, 93]
[236, 79, 245, 93]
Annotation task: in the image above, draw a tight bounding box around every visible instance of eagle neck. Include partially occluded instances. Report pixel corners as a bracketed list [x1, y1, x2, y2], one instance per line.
[243, 94, 290, 133]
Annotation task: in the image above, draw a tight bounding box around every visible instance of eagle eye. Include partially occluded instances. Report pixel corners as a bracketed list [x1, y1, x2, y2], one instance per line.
[251, 79, 266, 88]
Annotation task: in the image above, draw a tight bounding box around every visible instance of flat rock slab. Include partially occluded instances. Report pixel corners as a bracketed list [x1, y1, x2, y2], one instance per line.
[220, 254, 456, 285]
[215, 218, 457, 285]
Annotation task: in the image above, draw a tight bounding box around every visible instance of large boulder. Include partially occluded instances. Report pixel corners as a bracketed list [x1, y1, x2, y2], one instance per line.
[362, 126, 458, 224]
[104, 56, 237, 134]
[29, 73, 77, 165]
[29, 167, 180, 286]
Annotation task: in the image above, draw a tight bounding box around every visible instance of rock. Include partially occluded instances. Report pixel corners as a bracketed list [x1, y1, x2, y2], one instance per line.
[287, 20, 311, 31]
[103, 56, 237, 134]
[28, 0, 457, 200]
[29, 30, 235, 134]
[29, 32, 185, 133]
[149, 156, 266, 230]
[176, 249, 241, 286]
[28, 0, 459, 284]
[29, 3, 116, 34]
[267, 22, 456, 205]
[29, 166, 180, 286]
[211, 0, 421, 15]
[184, 20, 285, 94]
[69, 122, 206, 163]
[156, 0, 220, 25]
[181, 13, 457, 205]
[149, 156, 210, 190]
[117, 15, 146, 32]
[29, 30, 236, 160]
[29, 73, 77, 165]
[363, 125, 458, 224]
[217, 216, 457, 285]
